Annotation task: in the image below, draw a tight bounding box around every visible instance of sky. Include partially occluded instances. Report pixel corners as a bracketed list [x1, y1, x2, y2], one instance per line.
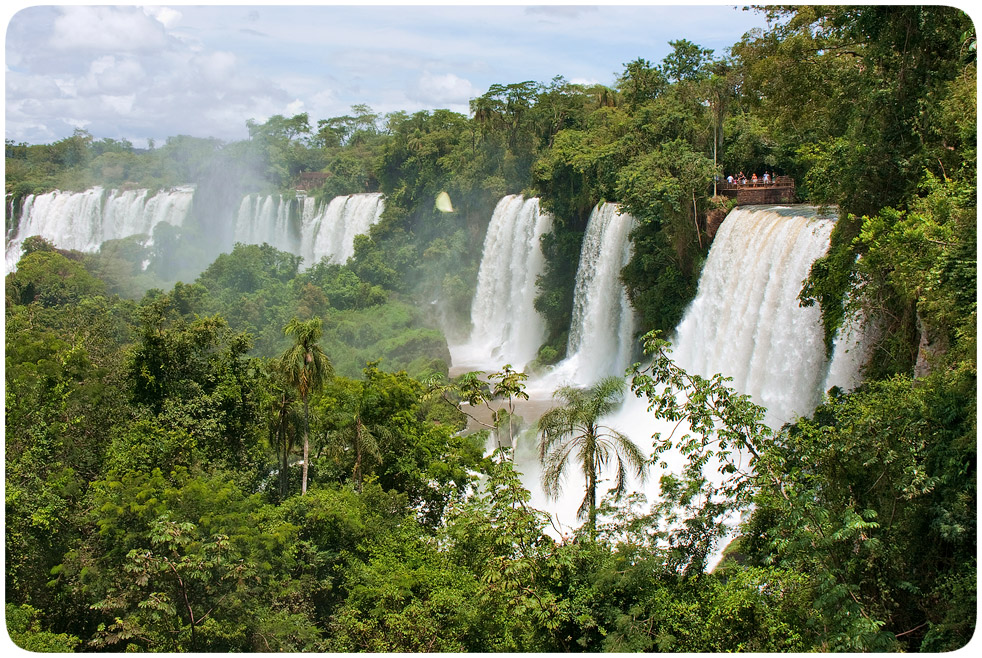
[4, 3, 773, 148]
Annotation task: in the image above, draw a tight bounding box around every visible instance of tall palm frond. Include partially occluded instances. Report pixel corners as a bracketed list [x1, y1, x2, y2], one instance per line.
[537, 375, 648, 539]
[268, 383, 301, 499]
[281, 317, 334, 495]
[282, 318, 333, 398]
[324, 409, 389, 492]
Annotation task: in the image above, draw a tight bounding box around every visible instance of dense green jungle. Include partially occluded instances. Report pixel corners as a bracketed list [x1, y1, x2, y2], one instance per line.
[4, 6, 977, 652]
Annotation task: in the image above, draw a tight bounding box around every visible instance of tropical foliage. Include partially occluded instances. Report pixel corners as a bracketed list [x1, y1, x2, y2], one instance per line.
[5, 5, 975, 653]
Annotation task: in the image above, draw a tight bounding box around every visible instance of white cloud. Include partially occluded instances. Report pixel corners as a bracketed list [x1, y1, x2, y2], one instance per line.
[49, 6, 171, 53]
[191, 51, 239, 85]
[410, 71, 481, 106]
[310, 88, 338, 104]
[52, 78, 78, 98]
[5, 5, 771, 145]
[302, 88, 343, 120]
[78, 56, 146, 96]
[101, 94, 137, 116]
[569, 76, 601, 87]
[285, 99, 306, 116]
[5, 5, 303, 144]
[525, 5, 600, 21]
[144, 6, 183, 29]
[5, 71, 62, 101]
[65, 117, 92, 130]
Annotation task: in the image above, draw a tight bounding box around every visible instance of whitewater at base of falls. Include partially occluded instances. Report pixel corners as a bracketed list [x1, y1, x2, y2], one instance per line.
[5, 186, 195, 273]
[502, 393, 739, 568]
[449, 195, 552, 373]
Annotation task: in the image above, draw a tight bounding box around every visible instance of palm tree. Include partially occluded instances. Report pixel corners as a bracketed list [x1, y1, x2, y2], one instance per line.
[281, 317, 333, 495]
[325, 404, 387, 492]
[537, 376, 648, 539]
[267, 370, 301, 499]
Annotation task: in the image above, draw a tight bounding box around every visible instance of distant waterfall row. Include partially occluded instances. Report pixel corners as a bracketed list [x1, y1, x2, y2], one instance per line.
[5, 186, 195, 273]
[5, 187, 384, 273]
[301, 193, 384, 266]
[234, 192, 384, 266]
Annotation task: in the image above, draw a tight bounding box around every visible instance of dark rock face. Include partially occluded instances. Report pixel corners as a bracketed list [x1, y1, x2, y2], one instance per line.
[705, 208, 727, 240]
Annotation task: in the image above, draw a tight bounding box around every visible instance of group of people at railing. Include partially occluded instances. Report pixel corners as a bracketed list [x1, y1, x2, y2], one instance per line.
[723, 171, 780, 187]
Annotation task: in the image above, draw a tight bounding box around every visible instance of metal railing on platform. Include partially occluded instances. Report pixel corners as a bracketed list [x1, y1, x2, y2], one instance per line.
[719, 175, 794, 191]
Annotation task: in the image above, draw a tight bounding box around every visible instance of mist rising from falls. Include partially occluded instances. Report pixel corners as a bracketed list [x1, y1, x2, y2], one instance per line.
[532, 202, 637, 392]
[5, 186, 194, 273]
[450, 195, 552, 371]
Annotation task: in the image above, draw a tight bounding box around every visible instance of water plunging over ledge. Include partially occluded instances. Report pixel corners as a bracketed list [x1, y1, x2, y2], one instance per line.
[449, 195, 552, 373]
[528, 202, 637, 394]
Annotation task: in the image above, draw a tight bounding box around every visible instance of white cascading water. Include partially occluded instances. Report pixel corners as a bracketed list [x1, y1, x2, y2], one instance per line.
[531, 202, 637, 392]
[7, 188, 385, 274]
[450, 195, 553, 372]
[5, 186, 194, 273]
[233, 194, 298, 254]
[300, 193, 384, 267]
[822, 306, 876, 394]
[669, 205, 837, 426]
[526, 205, 867, 561]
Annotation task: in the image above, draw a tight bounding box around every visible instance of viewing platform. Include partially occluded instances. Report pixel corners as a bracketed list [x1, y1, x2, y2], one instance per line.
[719, 176, 796, 205]
[296, 171, 331, 191]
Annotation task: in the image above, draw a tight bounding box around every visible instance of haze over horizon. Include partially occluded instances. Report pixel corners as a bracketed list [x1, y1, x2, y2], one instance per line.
[5, 3, 771, 148]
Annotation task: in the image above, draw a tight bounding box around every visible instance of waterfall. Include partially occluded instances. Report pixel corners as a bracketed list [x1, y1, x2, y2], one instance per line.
[300, 193, 384, 267]
[567, 203, 637, 379]
[533, 202, 637, 391]
[232, 194, 298, 253]
[670, 205, 836, 426]
[531, 205, 858, 555]
[230, 192, 383, 266]
[516, 202, 638, 534]
[5, 186, 194, 273]
[6, 187, 386, 275]
[450, 195, 553, 372]
[822, 310, 875, 394]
